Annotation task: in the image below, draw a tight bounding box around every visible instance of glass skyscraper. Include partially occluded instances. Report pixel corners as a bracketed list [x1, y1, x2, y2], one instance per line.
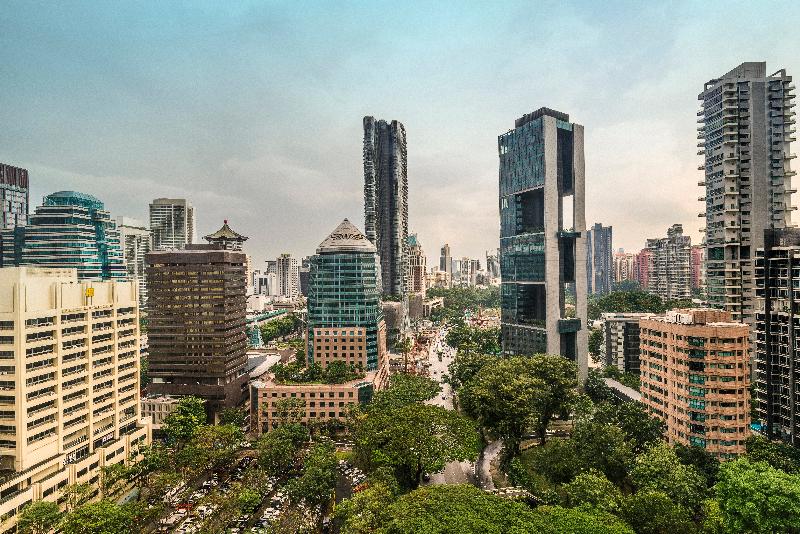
[498, 107, 588, 379]
[0, 191, 126, 280]
[307, 219, 385, 371]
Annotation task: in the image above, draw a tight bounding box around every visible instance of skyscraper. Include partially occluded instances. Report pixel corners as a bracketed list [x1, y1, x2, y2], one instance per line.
[407, 233, 427, 293]
[699, 62, 795, 323]
[363, 116, 409, 297]
[0, 163, 28, 230]
[146, 240, 248, 415]
[613, 251, 636, 285]
[117, 216, 152, 308]
[644, 224, 692, 301]
[440, 243, 451, 275]
[690, 244, 705, 293]
[307, 219, 386, 371]
[149, 198, 196, 250]
[275, 253, 299, 299]
[0, 191, 126, 281]
[498, 107, 588, 379]
[586, 223, 613, 295]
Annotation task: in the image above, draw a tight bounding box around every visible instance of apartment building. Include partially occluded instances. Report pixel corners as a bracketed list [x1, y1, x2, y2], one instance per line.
[116, 217, 151, 309]
[644, 224, 692, 300]
[599, 312, 659, 375]
[0, 267, 150, 531]
[640, 309, 750, 458]
[149, 198, 195, 251]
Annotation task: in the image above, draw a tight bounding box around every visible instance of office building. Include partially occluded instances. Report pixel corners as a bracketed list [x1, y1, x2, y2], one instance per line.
[363, 116, 409, 297]
[440, 244, 452, 275]
[0, 267, 150, 530]
[116, 217, 151, 309]
[599, 312, 658, 375]
[407, 233, 426, 293]
[1, 192, 126, 281]
[754, 228, 800, 444]
[498, 107, 588, 379]
[149, 198, 195, 250]
[699, 62, 796, 323]
[640, 309, 750, 458]
[486, 249, 500, 279]
[645, 224, 692, 300]
[691, 244, 705, 293]
[0, 163, 28, 230]
[613, 251, 636, 285]
[146, 242, 248, 415]
[299, 257, 311, 297]
[275, 253, 299, 299]
[587, 223, 613, 295]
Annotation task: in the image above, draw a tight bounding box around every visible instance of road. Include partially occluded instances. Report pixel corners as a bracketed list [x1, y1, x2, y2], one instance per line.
[424, 328, 478, 486]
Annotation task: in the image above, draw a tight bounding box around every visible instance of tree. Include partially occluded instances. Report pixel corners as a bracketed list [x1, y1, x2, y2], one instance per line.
[588, 329, 603, 362]
[562, 470, 622, 514]
[190, 424, 243, 470]
[257, 423, 309, 477]
[523, 354, 577, 445]
[571, 421, 634, 486]
[337, 482, 396, 534]
[744, 434, 800, 474]
[620, 491, 694, 534]
[593, 401, 664, 453]
[369, 373, 440, 411]
[674, 443, 720, 486]
[100, 462, 130, 497]
[61, 482, 92, 513]
[237, 487, 263, 513]
[219, 407, 247, 427]
[584, 370, 615, 404]
[17, 501, 61, 534]
[162, 396, 206, 445]
[60, 500, 138, 534]
[353, 403, 479, 490]
[272, 397, 307, 426]
[630, 443, 706, 510]
[714, 457, 800, 533]
[445, 324, 501, 356]
[446, 351, 493, 390]
[287, 441, 338, 527]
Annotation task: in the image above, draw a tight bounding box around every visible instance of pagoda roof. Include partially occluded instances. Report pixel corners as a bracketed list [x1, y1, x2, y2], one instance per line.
[204, 220, 248, 242]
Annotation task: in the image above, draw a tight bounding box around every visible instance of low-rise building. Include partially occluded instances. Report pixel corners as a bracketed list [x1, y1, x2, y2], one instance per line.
[141, 395, 183, 431]
[639, 309, 750, 458]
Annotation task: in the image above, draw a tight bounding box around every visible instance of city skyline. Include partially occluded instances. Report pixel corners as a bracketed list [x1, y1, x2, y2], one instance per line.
[2, 3, 800, 263]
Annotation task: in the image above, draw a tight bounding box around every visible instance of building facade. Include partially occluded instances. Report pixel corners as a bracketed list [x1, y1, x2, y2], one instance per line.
[587, 223, 613, 295]
[754, 228, 800, 444]
[0, 164, 28, 230]
[440, 244, 451, 276]
[116, 217, 151, 309]
[275, 253, 299, 299]
[1, 192, 126, 281]
[307, 219, 386, 371]
[691, 244, 705, 293]
[149, 198, 195, 251]
[498, 107, 588, 379]
[407, 233, 426, 293]
[599, 312, 658, 375]
[699, 62, 796, 323]
[363, 116, 409, 297]
[613, 252, 636, 285]
[634, 248, 652, 290]
[640, 309, 750, 458]
[645, 224, 692, 300]
[146, 245, 248, 415]
[0, 267, 150, 531]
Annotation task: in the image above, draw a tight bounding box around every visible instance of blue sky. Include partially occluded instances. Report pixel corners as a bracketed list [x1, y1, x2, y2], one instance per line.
[2, 1, 799, 263]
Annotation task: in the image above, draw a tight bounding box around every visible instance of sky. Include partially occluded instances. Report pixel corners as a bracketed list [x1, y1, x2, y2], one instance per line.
[2, 1, 800, 266]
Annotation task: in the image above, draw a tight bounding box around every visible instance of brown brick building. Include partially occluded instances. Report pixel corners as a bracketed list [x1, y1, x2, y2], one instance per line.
[639, 309, 750, 458]
[146, 244, 248, 416]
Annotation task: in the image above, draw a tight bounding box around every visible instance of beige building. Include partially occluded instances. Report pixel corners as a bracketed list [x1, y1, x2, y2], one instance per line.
[0, 267, 150, 532]
[141, 395, 183, 431]
[640, 309, 750, 458]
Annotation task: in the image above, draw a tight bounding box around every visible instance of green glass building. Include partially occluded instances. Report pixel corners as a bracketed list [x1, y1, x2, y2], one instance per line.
[307, 219, 384, 370]
[0, 191, 126, 280]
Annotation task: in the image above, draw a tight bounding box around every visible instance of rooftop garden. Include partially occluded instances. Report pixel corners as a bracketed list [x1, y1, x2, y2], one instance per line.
[271, 360, 366, 385]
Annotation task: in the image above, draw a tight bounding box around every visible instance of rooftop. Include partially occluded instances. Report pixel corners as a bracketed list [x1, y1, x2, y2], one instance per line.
[514, 107, 570, 128]
[204, 220, 248, 242]
[317, 218, 376, 254]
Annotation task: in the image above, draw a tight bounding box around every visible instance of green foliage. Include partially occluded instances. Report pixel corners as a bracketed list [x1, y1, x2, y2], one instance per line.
[601, 365, 640, 391]
[189, 424, 243, 470]
[162, 396, 206, 444]
[620, 490, 694, 534]
[588, 328, 603, 361]
[100, 462, 129, 497]
[139, 355, 149, 389]
[445, 324, 501, 355]
[259, 313, 302, 343]
[584, 369, 615, 404]
[571, 421, 634, 486]
[562, 470, 622, 514]
[337, 482, 396, 534]
[60, 500, 139, 534]
[593, 401, 664, 454]
[60, 483, 92, 513]
[219, 407, 247, 427]
[271, 360, 365, 384]
[237, 487, 262, 512]
[714, 457, 800, 533]
[744, 434, 800, 474]
[353, 403, 480, 490]
[446, 351, 494, 390]
[287, 441, 338, 517]
[17, 501, 61, 534]
[426, 286, 500, 324]
[257, 423, 309, 477]
[587, 290, 693, 321]
[674, 444, 721, 487]
[368, 373, 441, 411]
[630, 443, 706, 510]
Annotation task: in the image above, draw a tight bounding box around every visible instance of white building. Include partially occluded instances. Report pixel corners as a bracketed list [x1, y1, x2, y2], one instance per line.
[149, 198, 195, 251]
[116, 216, 151, 309]
[275, 254, 299, 299]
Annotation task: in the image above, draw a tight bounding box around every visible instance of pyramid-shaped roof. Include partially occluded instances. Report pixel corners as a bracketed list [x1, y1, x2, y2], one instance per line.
[317, 219, 376, 254]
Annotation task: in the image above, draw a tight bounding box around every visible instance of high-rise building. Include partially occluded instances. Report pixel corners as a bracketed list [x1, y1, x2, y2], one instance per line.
[363, 116, 409, 297]
[307, 219, 387, 371]
[407, 233, 426, 293]
[586, 223, 613, 295]
[613, 251, 636, 285]
[146, 241, 248, 415]
[644, 224, 692, 301]
[116, 217, 152, 309]
[0, 267, 150, 530]
[275, 253, 299, 299]
[690, 244, 705, 294]
[204, 219, 247, 251]
[486, 249, 500, 279]
[149, 198, 195, 251]
[599, 312, 658, 375]
[754, 228, 800, 444]
[440, 244, 451, 275]
[0, 163, 28, 230]
[633, 248, 652, 290]
[640, 309, 750, 458]
[0, 191, 126, 281]
[498, 107, 588, 379]
[699, 62, 796, 323]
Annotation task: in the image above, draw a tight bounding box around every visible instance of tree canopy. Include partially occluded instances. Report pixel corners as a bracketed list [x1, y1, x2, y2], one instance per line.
[162, 396, 206, 444]
[17, 501, 60, 534]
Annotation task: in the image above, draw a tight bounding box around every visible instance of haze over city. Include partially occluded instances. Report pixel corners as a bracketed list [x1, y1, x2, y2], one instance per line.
[3, 1, 800, 262]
